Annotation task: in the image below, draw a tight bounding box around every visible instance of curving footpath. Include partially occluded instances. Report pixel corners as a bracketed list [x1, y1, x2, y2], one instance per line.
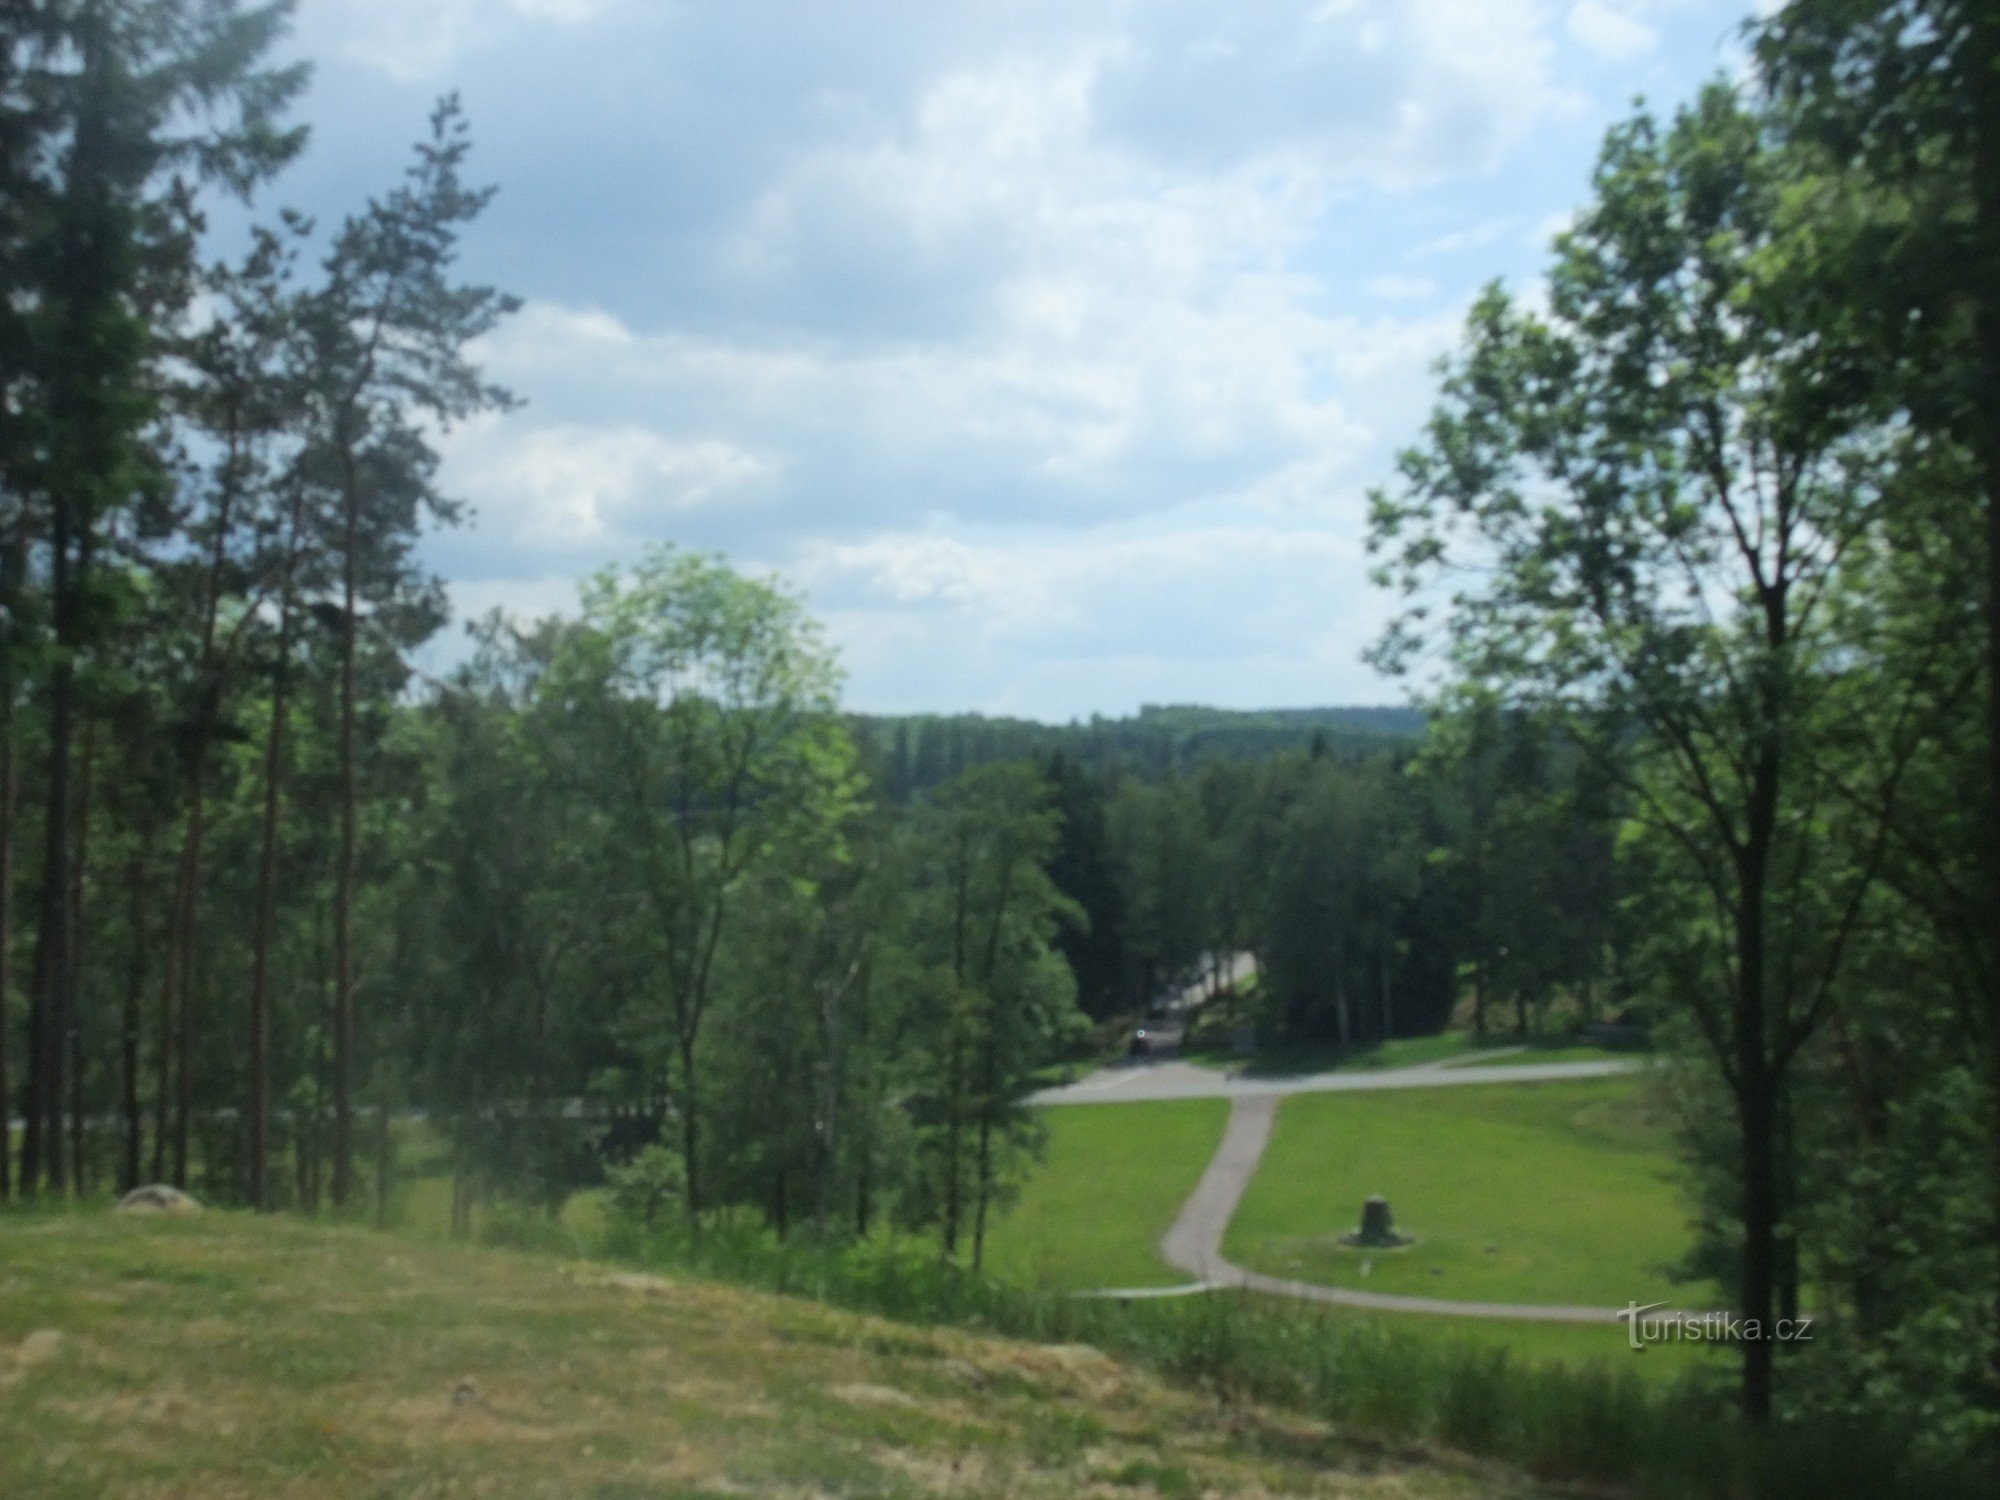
[1064, 1054, 1705, 1323]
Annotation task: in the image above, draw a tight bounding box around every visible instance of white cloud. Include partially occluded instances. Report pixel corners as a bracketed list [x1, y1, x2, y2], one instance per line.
[1565, 2, 1659, 61]
[1409, 216, 1522, 258]
[444, 418, 773, 549]
[794, 524, 1396, 715]
[1094, 0, 1565, 189]
[1365, 274, 1439, 302]
[296, 0, 612, 81]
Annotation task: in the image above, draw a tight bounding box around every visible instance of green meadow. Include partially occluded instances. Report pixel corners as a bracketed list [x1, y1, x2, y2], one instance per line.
[1224, 1079, 1702, 1311]
[983, 1097, 1229, 1290]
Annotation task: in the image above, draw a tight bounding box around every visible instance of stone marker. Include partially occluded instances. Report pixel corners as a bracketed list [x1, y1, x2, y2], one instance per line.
[115, 1185, 201, 1214]
[1340, 1193, 1412, 1249]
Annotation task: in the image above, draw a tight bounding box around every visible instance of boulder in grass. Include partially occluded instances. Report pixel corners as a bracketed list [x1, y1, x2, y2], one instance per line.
[115, 1185, 201, 1215]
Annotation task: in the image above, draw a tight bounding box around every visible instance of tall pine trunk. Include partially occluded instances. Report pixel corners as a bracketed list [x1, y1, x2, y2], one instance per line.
[0, 641, 16, 1201]
[246, 589, 295, 1212]
[331, 468, 359, 1208]
[67, 719, 94, 1193]
[940, 1031, 964, 1258]
[971, 1106, 993, 1272]
[1967, 0, 2000, 1439]
[119, 830, 154, 1194]
[25, 517, 76, 1195]
[168, 784, 208, 1188]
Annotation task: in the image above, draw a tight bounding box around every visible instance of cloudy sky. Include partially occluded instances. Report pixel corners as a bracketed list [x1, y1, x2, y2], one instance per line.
[276, 0, 1759, 720]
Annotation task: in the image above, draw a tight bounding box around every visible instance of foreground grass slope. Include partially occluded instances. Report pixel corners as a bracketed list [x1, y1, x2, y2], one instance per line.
[0, 1211, 1547, 1500]
[1225, 1080, 1702, 1310]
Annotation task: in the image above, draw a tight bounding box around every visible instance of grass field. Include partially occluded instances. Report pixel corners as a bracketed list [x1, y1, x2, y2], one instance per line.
[984, 1098, 1228, 1290]
[1224, 1079, 1706, 1312]
[993, 1083, 1716, 1378]
[0, 1209, 1549, 1500]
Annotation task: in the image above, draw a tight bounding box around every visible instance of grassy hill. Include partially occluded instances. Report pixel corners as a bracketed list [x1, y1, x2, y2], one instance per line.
[0, 1210, 1547, 1499]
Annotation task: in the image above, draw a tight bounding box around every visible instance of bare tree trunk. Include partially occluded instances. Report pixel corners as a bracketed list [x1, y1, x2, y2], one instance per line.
[169, 785, 205, 1190]
[148, 903, 173, 1182]
[941, 1031, 964, 1258]
[67, 720, 95, 1194]
[1731, 711, 1786, 1423]
[854, 1115, 874, 1238]
[159, 725, 220, 1193]
[119, 834, 154, 1194]
[971, 1112, 993, 1272]
[1969, 0, 2000, 1446]
[331, 482, 360, 1208]
[0, 650, 16, 1201]
[676, 1030, 701, 1224]
[374, 1100, 392, 1230]
[25, 523, 76, 1195]
[246, 589, 295, 1211]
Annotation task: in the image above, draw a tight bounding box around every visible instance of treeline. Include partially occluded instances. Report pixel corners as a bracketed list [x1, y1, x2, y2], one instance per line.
[852, 703, 1424, 802]
[1033, 717, 1621, 1047]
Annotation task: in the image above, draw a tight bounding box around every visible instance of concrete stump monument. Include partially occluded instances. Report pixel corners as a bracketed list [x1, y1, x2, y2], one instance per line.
[1340, 1194, 1412, 1248]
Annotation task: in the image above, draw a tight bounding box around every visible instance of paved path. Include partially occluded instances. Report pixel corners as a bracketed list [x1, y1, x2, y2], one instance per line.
[1138, 1095, 1639, 1321]
[1033, 1053, 1640, 1107]
[1061, 1052, 1708, 1323]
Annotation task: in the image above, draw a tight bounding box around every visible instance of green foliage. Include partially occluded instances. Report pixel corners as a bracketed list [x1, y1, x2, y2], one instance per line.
[604, 1144, 686, 1231]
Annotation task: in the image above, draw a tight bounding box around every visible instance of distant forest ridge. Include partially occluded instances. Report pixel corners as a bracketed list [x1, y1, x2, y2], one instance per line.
[850, 703, 1426, 799]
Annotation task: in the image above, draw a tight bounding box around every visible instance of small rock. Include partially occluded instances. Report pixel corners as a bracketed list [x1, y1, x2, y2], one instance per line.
[116, 1185, 201, 1215]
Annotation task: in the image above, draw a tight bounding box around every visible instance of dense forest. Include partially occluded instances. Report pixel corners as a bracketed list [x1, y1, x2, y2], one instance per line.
[2, 0, 1998, 1475]
[851, 703, 1425, 799]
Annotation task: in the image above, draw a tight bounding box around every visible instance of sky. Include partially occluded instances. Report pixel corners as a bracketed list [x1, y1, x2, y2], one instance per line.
[271, 0, 1764, 721]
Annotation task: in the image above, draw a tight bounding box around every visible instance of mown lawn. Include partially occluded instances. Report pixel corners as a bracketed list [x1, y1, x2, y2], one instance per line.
[984, 1098, 1229, 1290]
[1224, 1079, 1707, 1312]
[0, 1209, 1547, 1500]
